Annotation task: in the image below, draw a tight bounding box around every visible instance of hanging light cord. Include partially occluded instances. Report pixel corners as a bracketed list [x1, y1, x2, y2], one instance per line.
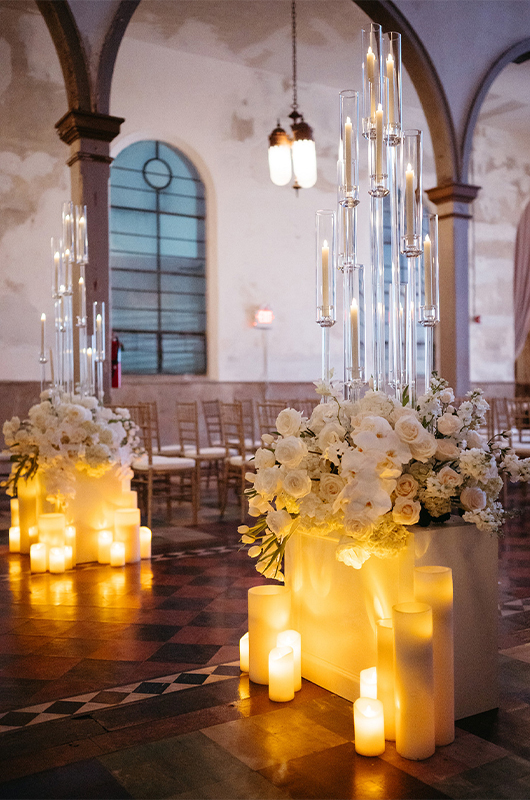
[290, 0, 299, 119]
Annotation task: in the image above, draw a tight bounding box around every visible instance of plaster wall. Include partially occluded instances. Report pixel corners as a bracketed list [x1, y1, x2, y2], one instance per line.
[469, 121, 530, 384]
[392, 0, 530, 175]
[111, 0, 435, 384]
[0, 0, 69, 382]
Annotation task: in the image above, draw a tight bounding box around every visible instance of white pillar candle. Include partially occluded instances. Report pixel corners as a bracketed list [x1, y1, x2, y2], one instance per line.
[17, 476, 39, 554]
[321, 240, 330, 316]
[268, 646, 295, 702]
[65, 525, 76, 566]
[405, 164, 414, 237]
[110, 541, 126, 567]
[30, 543, 47, 573]
[239, 632, 249, 673]
[393, 602, 435, 761]
[414, 566, 454, 746]
[29, 525, 39, 547]
[64, 545, 73, 571]
[140, 526, 152, 559]
[277, 629, 302, 691]
[248, 585, 291, 685]
[375, 103, 383, 176]
[360, 666, 378, 699]
[114, 508, 141, 563]
[117, 490, 138, 509]
[354, 698, 385, 756]
[423, 235, 432, 306]
[11, 498, 19, 527]
[9, 526, 20, 553]
[98, 530, 113, 564]
[49, 546, 65, 574]
[376, 618, 396, 741]
[38, 513, 66, 548]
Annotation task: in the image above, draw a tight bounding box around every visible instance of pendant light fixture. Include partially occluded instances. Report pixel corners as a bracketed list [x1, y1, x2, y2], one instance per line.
[268, 0, 317, 189]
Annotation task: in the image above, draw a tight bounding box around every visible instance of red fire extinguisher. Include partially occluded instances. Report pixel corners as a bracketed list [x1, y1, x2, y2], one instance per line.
[111, 334, 122, 388]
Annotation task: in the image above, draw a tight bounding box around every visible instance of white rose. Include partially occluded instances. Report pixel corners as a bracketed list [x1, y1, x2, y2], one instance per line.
[282, 469, 312, 499]
[336, 539, 371, 570]
[438, 464, 463, 489]
[460, 486, 487, 511]
[308, 403, 338, 434]
[394, 413, 425, 445]
[261, 433, 275, 445]
[409, 432, 437, 463]
[392, 496, 421, 525]
[254, 466, 282, 498]
[319, 473, 346, 503]
[318, 421, 346, 453]
[276, 408, 303, 437]
[437, 413, 462, 436]
[266, 509, 293, 538]
[395, 473, 419, 498]
[435, 439, 460, 461]
[254, 448, 276, 469]
[274, 436, 307, 469]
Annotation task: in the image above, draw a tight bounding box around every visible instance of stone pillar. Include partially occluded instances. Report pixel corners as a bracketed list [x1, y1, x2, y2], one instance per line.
[55, 109, 124, 399]
[425, 182, 480, 397]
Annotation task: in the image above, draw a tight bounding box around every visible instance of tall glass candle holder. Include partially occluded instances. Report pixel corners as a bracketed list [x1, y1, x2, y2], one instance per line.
[361, 23, 382, 140]
[316, 210, 336, 393]
[420, 214, 439, 392]
[420, 214, 439, 326]
[368, 102, 389, 197]
[383, 32, 402, 146]
[75, 204, 88, 265]
[401, 130, 423, 257]
[316, 210, 336, 327]
[338, 90, 360, 208]
[62, 201, 75, 280]
[343, 265, 365, 399]
[93, 301, 106, 403]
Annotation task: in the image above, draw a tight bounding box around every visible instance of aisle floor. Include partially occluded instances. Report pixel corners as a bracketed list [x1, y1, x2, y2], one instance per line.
[0, 488, 529, 799]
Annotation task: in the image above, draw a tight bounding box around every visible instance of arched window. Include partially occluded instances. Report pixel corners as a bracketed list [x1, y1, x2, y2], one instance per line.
[109, 140, 206, 374]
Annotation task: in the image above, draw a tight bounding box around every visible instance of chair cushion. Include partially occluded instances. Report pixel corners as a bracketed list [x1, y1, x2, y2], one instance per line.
[133, 454, 196, 472]
[184, 446, 226, 459]
[158, 444, 182, 456]
[229, 454, 255, 466]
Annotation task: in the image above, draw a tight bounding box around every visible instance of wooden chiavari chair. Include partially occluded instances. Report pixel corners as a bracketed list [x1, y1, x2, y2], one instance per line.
[129, 403, 198, 528]
[219, 401, 255, 521]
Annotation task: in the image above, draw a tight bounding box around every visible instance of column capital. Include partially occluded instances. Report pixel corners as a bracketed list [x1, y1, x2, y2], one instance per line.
[426, 182, 481, 206]
[55, 109, 125, 146]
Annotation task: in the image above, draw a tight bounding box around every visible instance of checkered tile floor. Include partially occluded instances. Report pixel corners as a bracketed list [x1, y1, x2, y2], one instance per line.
[0, 661, 241, 733]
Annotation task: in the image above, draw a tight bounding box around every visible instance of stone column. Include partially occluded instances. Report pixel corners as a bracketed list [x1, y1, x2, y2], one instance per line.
[55, 109, 124, 399]
[425, 182, 480, 397]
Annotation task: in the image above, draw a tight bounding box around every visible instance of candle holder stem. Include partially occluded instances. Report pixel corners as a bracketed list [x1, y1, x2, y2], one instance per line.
[321, 325, 331, 399]
[39, 356, 48, 394]
[424, 324, 434, 395]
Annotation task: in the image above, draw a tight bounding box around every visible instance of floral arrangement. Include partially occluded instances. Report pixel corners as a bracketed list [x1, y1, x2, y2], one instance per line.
[239, 375, 530, 581]
[3, 391, 141, 506]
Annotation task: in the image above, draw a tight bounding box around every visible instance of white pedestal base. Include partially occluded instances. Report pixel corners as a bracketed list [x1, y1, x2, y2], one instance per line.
[284, 517, 498, 720]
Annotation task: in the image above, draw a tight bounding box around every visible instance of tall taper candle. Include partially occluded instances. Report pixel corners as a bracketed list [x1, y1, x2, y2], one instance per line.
[376, 103, 383, 176]
[424, 235, 432, 306]
[322, 240, 330, 316]
[393, 602, 435, 760]
[414, 566, 454, 746]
